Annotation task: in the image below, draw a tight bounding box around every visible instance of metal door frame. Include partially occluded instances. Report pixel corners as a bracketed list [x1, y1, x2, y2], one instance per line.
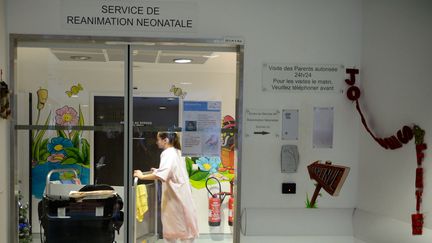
[9, 34, 244, 243]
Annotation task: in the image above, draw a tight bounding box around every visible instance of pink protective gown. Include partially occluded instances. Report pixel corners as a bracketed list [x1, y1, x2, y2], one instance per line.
[153, 147, 199, 240]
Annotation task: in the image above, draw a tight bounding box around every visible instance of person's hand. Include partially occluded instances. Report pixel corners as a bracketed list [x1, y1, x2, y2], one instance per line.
[150, 167, 157, 172]
[133, 170, 143, 179]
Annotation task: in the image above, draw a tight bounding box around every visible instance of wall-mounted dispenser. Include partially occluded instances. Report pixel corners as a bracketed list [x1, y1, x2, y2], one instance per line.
[281, 145, 299, 173]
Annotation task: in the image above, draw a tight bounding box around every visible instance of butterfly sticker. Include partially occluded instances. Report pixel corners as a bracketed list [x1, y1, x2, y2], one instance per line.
[169, 85, 187, 99]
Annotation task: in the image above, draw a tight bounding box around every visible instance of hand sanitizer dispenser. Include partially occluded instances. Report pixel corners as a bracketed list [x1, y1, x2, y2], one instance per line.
[281, 145, 299, 173]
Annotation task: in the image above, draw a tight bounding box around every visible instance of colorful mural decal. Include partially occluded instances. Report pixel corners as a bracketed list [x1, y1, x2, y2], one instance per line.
[186, 156, 234, 189]
[220, 115, 236, 174]
[169, 85, 187, 99]
[186, 115, 237, 189]
[32, 87, 90, 199]
[0, 69, 11, 119]
[65, 83, 83, 98]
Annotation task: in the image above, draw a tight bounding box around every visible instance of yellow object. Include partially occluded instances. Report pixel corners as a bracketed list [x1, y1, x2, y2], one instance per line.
[36, 88, 48, 110]
[136, 184, 148, 222]
[141, 240, 147, 243]
[66, 83, 83, 97]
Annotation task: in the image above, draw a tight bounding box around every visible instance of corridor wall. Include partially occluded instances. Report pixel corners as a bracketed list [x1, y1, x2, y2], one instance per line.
[6, 0, 362, 242]
[354, 0, 432, 242]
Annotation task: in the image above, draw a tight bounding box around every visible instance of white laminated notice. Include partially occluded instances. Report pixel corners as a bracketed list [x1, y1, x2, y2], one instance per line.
[262, 63, 344, 93]
[313, 107, 334, 148]
[57, 207, 66, 217]
[182, 101, 222, 157]
[96, 206, 104, 216]
[245, 109, 280, 138]
[282, 109, 299, 140]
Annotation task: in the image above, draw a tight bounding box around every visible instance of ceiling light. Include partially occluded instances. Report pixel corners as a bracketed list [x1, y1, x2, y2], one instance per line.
[140, 42, 156, 46]
[105, 41, 156, 45]
[174, 58, 192, 64]
[105, 41, 129, 45]
[70, 55, 91, 61]
[159, 106, 167, 110]
[130, 42, 156, 46]
[203, 54, 219, 58]
[180, 82, 192, 85]
[71, 94, 79, 98]
[161, 42, 181, 46]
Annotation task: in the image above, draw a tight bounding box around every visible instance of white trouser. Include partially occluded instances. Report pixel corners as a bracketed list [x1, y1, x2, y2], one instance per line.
[163, 238, 195, 243]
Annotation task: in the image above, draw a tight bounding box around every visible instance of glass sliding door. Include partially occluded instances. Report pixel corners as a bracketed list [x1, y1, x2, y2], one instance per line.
[12, 37, 242, 243]
[131, 46, 182, 242]
[131, 44, 238, 243]
[14, 40, 128, 242]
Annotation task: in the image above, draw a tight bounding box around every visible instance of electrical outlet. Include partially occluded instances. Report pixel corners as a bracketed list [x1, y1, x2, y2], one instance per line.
[282, 183, 296, 194]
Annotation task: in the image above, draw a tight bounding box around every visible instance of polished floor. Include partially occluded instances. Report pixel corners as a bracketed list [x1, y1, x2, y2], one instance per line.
[32, 233, 233, 243]
[156, 235, 233, 243]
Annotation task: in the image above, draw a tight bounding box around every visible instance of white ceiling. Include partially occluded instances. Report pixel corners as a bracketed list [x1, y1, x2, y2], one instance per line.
[50, 47, 217, 65]
[17, 46, 238, 116]
[18, 47, 237, 74]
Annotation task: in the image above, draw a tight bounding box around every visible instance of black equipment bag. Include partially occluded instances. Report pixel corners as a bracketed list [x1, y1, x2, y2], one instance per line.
[38, 184, 124, 243]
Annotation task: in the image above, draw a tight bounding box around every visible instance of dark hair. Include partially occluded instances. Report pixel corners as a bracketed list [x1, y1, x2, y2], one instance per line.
[157, 132, 181, 150]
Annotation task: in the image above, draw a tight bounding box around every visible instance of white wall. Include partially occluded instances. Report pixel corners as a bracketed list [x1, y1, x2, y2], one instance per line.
[354, 209, 432, 243]
[0, 0, 9, 242]
[7, 0, 363, 242]
[355, 0, 432, 243]
[354, 239, 368, 243]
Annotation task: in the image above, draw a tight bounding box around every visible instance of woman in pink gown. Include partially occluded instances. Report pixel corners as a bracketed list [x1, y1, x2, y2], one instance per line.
[134, 132, 199, 243]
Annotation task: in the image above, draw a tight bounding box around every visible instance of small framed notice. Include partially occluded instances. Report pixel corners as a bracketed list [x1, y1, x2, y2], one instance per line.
[313, 107, 334, 148]
[245, 109, 280, 138]
[282, 109, 299, 140]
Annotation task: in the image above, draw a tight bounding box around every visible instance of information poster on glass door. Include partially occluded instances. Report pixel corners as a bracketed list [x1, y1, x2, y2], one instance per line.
[182, 101, 222, 157]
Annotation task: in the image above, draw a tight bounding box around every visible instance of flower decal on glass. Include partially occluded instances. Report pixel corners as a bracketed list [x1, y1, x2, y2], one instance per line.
[186, 156, 233, 189]
[31, 86, 91, 199]
[47, 137, 73, 155]
[47, 153, 65, 163]
[196, 157, 221, 174]
[36, 88, 48, 111]
[55, 105, 78, 126]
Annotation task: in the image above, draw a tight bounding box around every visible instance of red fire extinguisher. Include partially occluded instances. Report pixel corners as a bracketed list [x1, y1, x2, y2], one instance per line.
[206, 177, 226, 226]
[228, 179, 234, 226]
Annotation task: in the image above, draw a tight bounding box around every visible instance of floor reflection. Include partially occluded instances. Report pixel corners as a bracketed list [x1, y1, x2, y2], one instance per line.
[33, 233, 233, 243]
